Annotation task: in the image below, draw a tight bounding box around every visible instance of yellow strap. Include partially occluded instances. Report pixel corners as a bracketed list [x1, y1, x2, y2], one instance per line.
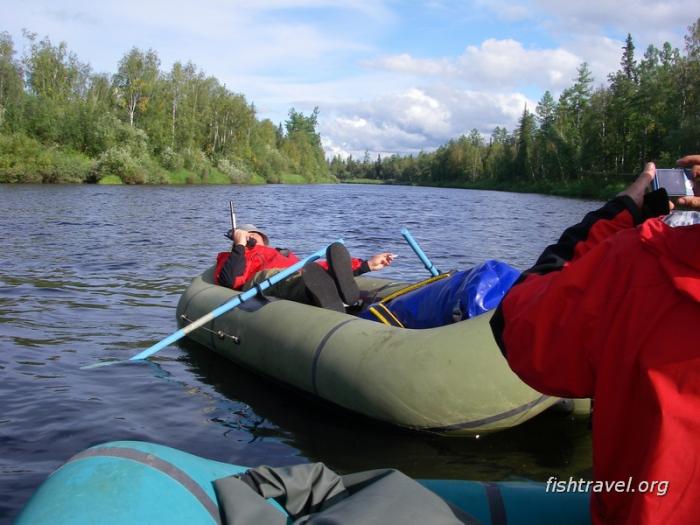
[368, 305, 403, 327]
[368, 306, 391, 325]
[380, 272, 450, 304]
[374, 303, 404, 327]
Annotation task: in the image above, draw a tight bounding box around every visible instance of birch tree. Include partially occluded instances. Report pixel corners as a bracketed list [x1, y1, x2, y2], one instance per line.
[113, 48, 160, 127]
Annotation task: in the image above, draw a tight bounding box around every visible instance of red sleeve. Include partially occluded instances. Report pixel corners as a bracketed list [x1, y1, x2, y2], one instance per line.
[489, 196, 647, 398]
[215, 252, 231, 285]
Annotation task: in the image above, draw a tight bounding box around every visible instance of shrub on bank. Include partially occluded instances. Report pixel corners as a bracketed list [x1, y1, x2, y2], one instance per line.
[160, 147, 184, 172]
[217, 158, 252, 184]
[92, 147, 167, 185]
[0, 133, 94, 183]
[93, 147, 145, 184]
[41, 150, 94, 183]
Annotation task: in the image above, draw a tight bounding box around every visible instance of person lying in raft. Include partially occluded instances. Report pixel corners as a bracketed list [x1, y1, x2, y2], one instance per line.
[215, 224, 395, 312]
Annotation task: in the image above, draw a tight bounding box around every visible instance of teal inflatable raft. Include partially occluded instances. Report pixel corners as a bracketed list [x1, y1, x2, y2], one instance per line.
[16, 441, 590, 524]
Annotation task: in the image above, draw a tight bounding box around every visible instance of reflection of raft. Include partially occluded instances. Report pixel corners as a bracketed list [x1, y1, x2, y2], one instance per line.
[176, 268, 560, 436]
[17, 440, 591, 525]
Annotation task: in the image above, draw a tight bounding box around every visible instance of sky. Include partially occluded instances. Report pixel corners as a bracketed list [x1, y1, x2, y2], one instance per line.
[1, 1, 697, 159]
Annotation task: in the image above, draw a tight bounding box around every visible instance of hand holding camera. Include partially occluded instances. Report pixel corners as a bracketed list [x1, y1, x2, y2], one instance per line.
[675, 155, 700, 209]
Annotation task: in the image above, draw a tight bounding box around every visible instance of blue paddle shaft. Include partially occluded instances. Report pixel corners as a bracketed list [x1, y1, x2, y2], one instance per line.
[401, 228, 440, 277]
[129, 242, 337, 361]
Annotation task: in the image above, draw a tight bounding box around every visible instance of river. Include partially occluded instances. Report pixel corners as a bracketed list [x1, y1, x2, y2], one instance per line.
[1, 183, 598, 521]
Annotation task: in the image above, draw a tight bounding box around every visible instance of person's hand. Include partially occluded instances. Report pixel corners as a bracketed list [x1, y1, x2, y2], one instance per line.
[676, 155, 700, 209]
[367, 252, 396, 271]
[618, 162, 659, 209]
[233, 229, 249, 247]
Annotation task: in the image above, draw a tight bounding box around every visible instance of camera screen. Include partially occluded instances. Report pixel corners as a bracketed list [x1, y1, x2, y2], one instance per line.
[656, 169, 693, 196]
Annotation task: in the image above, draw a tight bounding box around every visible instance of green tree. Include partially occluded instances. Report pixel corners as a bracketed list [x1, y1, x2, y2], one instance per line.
[0, 32, 23, 130]
[22, 31, 89, 101]
[535, 91, 562, 179]
[113, 47, 160, 127]
[679, 18, 700, 152]
[514, 107, 536, 180]
[607, 34, 640, 175]
[281, 107, 328, 181]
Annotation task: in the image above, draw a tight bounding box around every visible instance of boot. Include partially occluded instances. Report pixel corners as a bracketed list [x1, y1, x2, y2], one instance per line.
[325, 242, 360, 305]
[302, 263, 345, 312]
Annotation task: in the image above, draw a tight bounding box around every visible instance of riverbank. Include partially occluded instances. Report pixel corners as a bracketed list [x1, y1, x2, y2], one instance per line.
[0, 133, 334, 186]
[98, 171, 310, 185]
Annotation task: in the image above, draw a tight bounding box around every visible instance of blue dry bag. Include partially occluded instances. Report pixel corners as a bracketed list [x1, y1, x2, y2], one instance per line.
[361, 260, 520, 329]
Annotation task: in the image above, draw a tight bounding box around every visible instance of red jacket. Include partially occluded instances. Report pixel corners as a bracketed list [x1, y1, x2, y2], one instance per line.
[215, 244, 366, 290]
[491, 196, 700, 525]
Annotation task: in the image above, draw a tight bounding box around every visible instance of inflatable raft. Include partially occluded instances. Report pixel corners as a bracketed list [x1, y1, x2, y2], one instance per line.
[175, 268, 562, 436]
[16, 440, 590, 525]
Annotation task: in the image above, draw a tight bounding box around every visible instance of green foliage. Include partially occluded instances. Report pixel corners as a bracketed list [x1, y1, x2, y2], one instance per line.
[216, 158, 252, 184]
[281, 107, 329, 182]
[0, 132, 93, 183]
[98, 175, 123, 184]
[159, 146, 184, 171]
[93, 147, 146, 184]
[4, 22, 700, 191]
[1, 30, 329, 185]
[279, 172, 308, 184]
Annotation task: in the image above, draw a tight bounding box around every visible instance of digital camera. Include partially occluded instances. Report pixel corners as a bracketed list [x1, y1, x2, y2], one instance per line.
[652, 168, 695, 197]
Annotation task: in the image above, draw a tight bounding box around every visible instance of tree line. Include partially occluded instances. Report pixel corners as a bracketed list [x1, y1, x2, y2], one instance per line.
[0, 30, 329, 184]
[330, 20, 700, 199]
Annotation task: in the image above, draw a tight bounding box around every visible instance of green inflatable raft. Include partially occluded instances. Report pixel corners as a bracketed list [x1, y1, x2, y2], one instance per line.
[175, 268, 563, 436]
[16, 440, 591, 524]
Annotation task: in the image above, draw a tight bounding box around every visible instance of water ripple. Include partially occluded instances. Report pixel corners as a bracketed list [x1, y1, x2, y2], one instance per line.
[1, 183, 596, 521]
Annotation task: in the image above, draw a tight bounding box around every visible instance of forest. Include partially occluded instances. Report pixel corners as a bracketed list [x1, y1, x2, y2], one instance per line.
[0, 30, 329, 184]
[330, 20, 700, 198]
[1, 20, 699, 197]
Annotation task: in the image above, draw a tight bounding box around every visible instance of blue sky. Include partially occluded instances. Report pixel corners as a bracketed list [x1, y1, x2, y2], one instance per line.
[1, 1, 696, 158]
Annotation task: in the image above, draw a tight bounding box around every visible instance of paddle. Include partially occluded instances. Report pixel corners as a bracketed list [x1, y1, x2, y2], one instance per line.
[401, 228, 440, 276]
[81, 241, 338, 369]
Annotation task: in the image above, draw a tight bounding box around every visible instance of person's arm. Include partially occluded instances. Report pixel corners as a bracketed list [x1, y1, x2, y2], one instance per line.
[490, 163, 670, 398]
[529, 163, 668, 275]
[215, 230, 249, 289]
[317, 253, 396, 275]
[359, 252, 395, 274]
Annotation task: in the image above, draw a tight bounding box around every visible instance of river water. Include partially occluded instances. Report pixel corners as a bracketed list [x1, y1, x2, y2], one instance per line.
[1, 183, 598, 521]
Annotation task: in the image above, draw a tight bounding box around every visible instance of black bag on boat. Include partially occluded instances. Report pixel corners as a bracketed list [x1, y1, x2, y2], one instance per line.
[213, 462, 481, 524]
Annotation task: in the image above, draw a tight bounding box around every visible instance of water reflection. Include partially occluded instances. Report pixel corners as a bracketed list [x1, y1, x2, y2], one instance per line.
[179, 338, 592, 481]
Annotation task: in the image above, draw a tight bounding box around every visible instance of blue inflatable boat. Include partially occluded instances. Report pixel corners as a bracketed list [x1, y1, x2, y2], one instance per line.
[16, 441, 590, 524]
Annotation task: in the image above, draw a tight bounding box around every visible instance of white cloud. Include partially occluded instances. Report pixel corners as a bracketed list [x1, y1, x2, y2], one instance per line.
[456, 39, 581, 90]
[367, 39, 582, 91]
[565, 35, 627, 87]
[320, 86, 534, 158]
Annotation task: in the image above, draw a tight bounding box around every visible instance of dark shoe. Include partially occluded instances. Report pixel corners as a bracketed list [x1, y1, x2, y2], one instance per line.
[302, 263, 345, 312]
[326, 242, 360, 305]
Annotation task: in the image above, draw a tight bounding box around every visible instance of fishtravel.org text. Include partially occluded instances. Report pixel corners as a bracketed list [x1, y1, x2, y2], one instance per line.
[546, 477, 669, 496]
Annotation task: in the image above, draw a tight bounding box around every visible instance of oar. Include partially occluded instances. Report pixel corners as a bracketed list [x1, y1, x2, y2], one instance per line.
[82, 241, 338, 369]
[401, 228, 440, 277]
